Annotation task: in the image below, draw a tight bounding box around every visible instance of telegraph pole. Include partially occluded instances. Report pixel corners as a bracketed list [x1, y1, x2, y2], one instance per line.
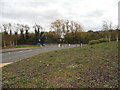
[118, 1, 120, 29]
[117, 1, 120, 42]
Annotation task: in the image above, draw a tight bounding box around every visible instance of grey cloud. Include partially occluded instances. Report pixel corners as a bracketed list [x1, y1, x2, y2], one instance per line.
[0, 0, 118, 30]
[2, 8, 62, 23]
[80, 10, 104, 18]
[87, 10, 104, 17]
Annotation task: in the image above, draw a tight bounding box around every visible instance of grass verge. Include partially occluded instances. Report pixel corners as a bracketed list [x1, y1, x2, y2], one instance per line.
[2, 45, 39, 49]
[15, 45, 39, 48]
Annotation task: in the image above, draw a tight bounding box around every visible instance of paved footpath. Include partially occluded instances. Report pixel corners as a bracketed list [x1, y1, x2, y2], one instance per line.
[2, 47, 36, 53]
[0, 44, 80, 67]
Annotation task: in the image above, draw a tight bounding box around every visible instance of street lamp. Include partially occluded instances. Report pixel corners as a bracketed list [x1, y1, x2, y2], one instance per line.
[118, 1, 120, 29]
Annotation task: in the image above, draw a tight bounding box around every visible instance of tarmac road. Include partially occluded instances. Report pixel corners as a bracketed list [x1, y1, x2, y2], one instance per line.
[1, 44, 79, 64]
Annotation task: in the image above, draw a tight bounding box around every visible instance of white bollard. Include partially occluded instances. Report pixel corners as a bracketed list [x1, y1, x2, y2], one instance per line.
[69, 44, 70, 46]
[58, 44, 61, 47]
[81, 43, 82, 47]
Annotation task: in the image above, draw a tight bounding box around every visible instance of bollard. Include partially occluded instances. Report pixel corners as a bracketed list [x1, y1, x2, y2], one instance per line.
[81, 43, 83, 47]
[58, 44, 61, 47]
[69, 44, 70, 46]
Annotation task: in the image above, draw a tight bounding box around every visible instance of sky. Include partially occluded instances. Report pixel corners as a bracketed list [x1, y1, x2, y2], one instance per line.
[0, 0, 119, 31]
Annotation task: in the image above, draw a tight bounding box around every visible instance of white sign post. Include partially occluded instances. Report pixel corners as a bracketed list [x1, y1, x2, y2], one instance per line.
[118, 1, 120, 29]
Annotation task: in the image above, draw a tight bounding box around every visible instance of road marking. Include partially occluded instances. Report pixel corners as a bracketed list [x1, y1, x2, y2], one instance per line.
[28, 50, 32, 51]
[19, 51, 23, 52]
[7, 52, 11, 54]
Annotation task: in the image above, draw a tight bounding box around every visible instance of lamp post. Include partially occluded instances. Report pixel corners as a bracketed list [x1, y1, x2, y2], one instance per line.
[117, 1, 120, 42]
[118, 1, 120, 29]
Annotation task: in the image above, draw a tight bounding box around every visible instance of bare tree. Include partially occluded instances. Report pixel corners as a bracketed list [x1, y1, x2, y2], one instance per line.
[19, 24, 25, 39]
[108, 22, 112, 42]
[102, 21, 109, 39]
[24, 25, 30, 40]
[51, 20, 63, 38]
[51, 20, 83, 46]
[13, 23, 20, 46]
[8, 23, 13, 46]
[33, 24, 44, 46]
[2, 24, 8, 47]
[51, 20, 66, 46]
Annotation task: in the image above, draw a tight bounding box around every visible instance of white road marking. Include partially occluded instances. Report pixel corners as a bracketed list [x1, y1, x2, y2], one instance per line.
[8, 52, 11, 54]
[28, 50, 32, 51]
[19, 51, 23, 52]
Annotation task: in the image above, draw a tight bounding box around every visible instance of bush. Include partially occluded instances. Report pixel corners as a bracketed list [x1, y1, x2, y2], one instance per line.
[89, 40, 100, 45]
[99, 38, 109, 43]
[89, 38, 109, 45]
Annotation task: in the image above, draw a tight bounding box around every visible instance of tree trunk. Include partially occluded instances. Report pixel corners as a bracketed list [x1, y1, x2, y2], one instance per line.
[4, 40, 6, 47]
[13, 41, 15, 46]
[116, 29, 119, 42]
[116, 34, 118, 42]
[16, 40, 17, 46]
[10, 40, 12, 46]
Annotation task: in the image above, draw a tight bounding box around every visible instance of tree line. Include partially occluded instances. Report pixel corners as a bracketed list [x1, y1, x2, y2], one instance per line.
[0, 20, 119, 48]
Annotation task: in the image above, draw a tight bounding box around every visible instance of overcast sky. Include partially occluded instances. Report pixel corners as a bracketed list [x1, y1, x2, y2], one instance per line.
[0, 0, 119, 31]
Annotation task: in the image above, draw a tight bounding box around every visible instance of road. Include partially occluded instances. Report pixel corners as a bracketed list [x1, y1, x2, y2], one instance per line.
[1, 45, 79, 65]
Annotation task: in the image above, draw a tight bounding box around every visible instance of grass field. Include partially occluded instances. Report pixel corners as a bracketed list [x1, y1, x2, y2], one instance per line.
[2, 42, 118, 88]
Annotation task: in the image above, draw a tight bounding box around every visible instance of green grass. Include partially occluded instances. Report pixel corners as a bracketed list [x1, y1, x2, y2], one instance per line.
[15, 45, 39, 48]
[2, 45, 39, 49]
[2, 42, 118, 88]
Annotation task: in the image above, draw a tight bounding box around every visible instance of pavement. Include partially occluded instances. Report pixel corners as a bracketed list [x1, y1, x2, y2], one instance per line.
[2, 47, 36, 53]
[0, 44, 80, 67]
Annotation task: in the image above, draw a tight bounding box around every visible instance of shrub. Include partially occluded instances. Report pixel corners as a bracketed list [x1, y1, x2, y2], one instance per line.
[99, 38, 109, 43]
[89, 40, 100, 45]
[89, 38, 109, 45]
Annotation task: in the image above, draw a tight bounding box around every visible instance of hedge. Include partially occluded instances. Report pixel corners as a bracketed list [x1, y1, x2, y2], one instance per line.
[89, 38, 109, 45]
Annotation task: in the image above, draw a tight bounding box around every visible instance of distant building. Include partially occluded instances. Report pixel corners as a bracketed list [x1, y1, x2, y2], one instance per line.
[118, 1, 120, 29]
